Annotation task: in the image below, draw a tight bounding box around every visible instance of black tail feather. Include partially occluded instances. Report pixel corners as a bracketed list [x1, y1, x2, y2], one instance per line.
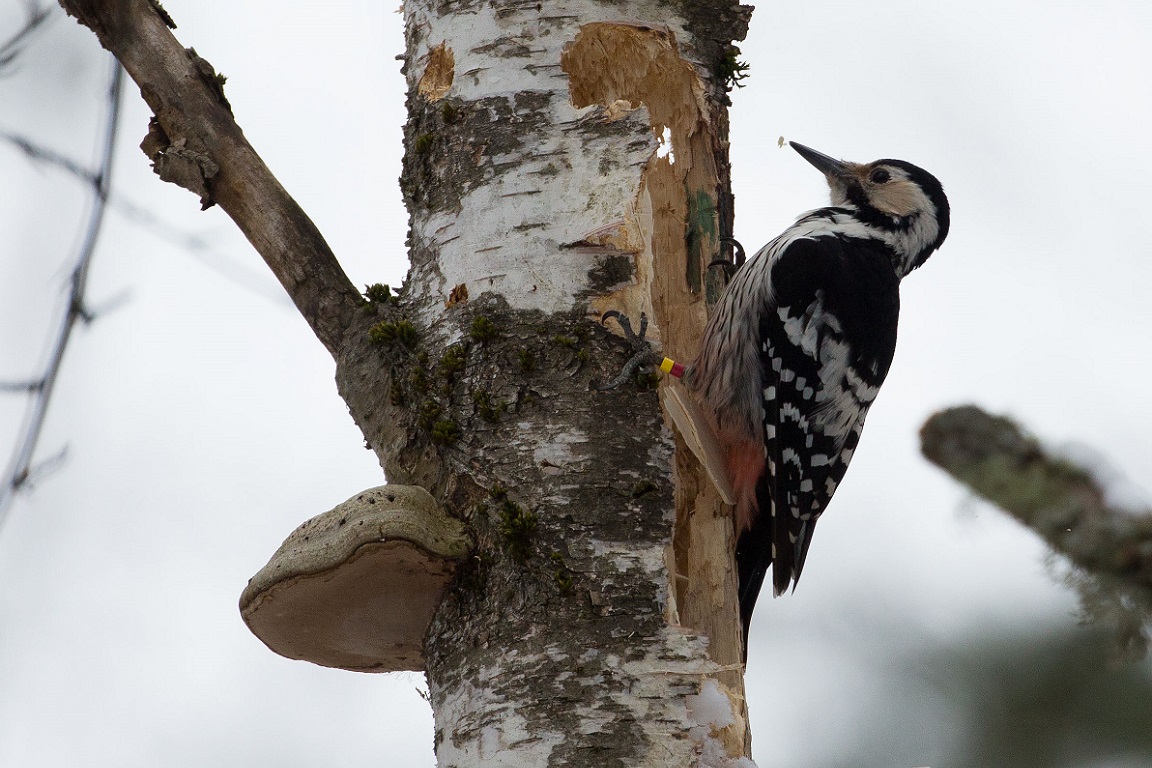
[737, 464, 825, 660]
[771, 497, 796, 598]
[736, 522, 770, 662]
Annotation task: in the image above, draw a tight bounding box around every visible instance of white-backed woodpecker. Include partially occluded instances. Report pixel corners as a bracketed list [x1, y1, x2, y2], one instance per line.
[683, 142, 950, 650]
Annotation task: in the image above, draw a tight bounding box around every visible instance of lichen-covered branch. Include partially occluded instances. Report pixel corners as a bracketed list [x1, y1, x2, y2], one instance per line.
[57, 0, 361, 355]
[920, 405, 1152, 657]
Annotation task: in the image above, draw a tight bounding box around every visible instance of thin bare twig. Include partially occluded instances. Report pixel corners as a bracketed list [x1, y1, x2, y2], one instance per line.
[0, 59, 122, 529]
[0, 130, 290, 302]
[0, 2, 54, 74]
[0, 130, 99, 184]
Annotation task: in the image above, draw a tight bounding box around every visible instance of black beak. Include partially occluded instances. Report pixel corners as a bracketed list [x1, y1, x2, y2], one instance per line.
[789, 142, 849, 178]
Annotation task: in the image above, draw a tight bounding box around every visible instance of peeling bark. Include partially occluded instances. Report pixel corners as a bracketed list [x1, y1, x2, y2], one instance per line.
[401, 2, 752, 763]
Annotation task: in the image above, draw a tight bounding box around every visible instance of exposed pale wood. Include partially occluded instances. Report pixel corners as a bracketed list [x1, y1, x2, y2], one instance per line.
[665, 384, 736, 505]
[562, 19, 750, 755]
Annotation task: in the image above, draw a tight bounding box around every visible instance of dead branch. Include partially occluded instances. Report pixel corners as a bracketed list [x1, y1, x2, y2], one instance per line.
[57, 0, 361, 356]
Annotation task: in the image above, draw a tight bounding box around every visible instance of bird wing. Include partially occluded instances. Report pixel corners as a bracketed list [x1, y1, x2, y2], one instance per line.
[737, 234, 900, 638]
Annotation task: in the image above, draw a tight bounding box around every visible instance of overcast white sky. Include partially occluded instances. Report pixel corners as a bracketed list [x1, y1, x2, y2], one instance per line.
[1, 1, 1150, 767]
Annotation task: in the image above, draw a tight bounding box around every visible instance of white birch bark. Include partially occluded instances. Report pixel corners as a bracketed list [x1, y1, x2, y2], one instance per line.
[397, 1, 755, 764]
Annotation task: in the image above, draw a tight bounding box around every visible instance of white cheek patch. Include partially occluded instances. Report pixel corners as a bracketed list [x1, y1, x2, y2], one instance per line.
[867, 178, 940, 274]
[873, 180, 927, 218]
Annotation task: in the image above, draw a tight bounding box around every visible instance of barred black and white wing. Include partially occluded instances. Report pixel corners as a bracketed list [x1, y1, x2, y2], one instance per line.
[735, 230, 901, 637]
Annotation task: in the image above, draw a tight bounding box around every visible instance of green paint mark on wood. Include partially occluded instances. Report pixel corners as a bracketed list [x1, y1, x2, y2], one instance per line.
[686, 188, 719, 299]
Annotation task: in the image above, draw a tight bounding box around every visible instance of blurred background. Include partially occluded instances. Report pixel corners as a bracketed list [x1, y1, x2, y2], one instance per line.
[1, 1, 1150, 766]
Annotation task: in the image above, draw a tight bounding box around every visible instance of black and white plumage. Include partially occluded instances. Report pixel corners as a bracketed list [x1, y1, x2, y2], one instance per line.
[683, 142, 950, 649]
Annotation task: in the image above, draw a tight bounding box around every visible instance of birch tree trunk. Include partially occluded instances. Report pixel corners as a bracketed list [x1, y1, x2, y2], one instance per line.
[395, 3, 754, 763]
[58, 0, 754, 763]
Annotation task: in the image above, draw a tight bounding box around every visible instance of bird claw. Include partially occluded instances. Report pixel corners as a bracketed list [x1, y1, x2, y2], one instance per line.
[596, 311, 659, 391]
[600, 310, 648, 346]
[708, 236, 747, 280]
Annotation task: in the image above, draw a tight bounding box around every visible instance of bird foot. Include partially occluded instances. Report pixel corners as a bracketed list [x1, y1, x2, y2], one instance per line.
[707, 236, 747, 280]
[596, 311, 660, 391]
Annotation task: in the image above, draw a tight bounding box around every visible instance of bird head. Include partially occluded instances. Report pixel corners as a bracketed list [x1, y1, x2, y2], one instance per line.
[790, 141, 950, 275]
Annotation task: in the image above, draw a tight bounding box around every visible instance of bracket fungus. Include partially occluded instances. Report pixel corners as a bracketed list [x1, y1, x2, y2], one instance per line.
[240, 485, 470, 672]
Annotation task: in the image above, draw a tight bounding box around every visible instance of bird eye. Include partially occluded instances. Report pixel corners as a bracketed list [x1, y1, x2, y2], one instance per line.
[869, 168, 891, 184]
